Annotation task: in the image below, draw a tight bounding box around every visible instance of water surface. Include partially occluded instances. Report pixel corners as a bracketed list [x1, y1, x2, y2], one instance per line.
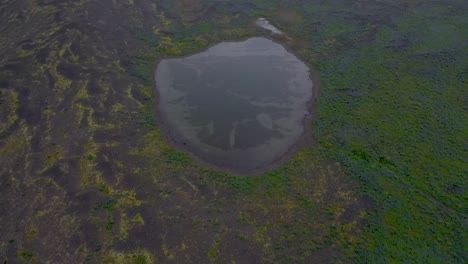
[155, 37, 313, 172]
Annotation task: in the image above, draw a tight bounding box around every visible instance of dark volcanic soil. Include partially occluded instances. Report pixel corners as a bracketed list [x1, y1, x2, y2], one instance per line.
[0, 1, 368, 263]
[1, 0, 465, 263]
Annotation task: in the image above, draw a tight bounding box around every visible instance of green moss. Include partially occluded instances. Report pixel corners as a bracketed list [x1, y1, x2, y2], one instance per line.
[119, 213, 145, 239]
[133, 255, 147, 264]
[140, 101, 157, 129]
[102, 250, 154, 264]
[311, 8, 467, 261]
[207, 240, 220, 261]
[164, 149, 191, 166]
[26, 226, 37, 241]
[105, 218, 114, 232]
[196, 22, 213, 33]
[0, 90, 19, 133]
[79, 136, 102, 188]
[162, 244, 175, 260]
[17, 250, 34, 261]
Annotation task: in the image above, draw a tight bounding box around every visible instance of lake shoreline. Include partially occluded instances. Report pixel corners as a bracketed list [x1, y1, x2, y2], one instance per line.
[152, 22, 322, 176]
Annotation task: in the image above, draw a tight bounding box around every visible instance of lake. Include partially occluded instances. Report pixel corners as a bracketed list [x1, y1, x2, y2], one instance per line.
[155, 37, 314, 173]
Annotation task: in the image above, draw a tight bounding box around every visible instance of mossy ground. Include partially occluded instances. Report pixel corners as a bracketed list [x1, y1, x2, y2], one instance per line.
[0, 0, 466, 263]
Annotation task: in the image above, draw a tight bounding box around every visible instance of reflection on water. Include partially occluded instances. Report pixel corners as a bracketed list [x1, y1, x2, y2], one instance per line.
[155, 37, 313, 172]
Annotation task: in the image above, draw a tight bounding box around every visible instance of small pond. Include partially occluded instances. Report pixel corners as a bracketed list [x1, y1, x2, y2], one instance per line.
[155, 37, 314, 173]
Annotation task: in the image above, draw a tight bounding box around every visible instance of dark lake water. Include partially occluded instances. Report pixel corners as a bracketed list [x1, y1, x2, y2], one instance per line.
[155, 37, 314, 173]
